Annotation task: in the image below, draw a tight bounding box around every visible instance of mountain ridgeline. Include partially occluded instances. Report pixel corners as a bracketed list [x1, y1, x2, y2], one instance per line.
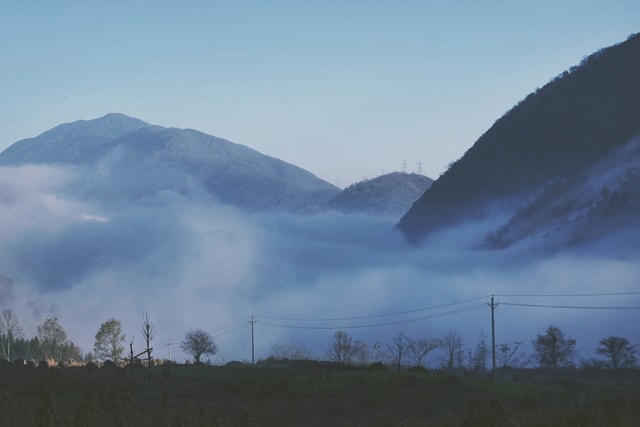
[328, 173, 432, 218]
[0, 114, 429, 216]
[398, 33, 640, 251]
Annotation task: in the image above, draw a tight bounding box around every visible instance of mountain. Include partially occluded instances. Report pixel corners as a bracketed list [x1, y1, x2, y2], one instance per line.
[327, 172, 432, 218]
[398, 33, 640, 250]
[0, 113, 152, 165]
[0, 114, 341, 211]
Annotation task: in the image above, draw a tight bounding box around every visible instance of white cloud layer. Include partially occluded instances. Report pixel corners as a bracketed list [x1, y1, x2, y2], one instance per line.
[0, 165, 638, 365]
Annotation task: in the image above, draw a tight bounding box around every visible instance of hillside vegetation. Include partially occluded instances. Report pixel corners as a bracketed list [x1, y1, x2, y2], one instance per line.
[399, 33, 640, 250]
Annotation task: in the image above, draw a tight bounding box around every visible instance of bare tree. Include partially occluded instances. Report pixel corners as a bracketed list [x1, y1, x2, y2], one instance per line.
[0, 309, 23, 361]
[407, 336, 439, 368]
[470, 330, 489, 373]
[181, 329, 217, 363]
[497, 341, 530, 368]
[385, 331, 409, 372]
[596, 336, 638, 369]
[439, 330, 463, 370]
[327, 331, 358, 365]
[141, 312, 156, 367]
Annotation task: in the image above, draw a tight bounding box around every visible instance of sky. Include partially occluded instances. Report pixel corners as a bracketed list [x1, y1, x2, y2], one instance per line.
[1, 1, 639, 187]
[1, 1, 639, 366]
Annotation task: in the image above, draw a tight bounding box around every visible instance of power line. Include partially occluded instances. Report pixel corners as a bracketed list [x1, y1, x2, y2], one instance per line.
[500, 302, 640, 310]
[209, 319, 248, 334]
[212, 322, 249, 338]
[494, 291, 640, 298]
[167, 292, 640, 346]
[259, 303, 486, 330]
[256, 296, 491, 322]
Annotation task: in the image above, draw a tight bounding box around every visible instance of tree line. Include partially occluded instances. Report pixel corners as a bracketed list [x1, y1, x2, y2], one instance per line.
[276, 326, 638, 372]
[1, 307, 637, 371]
[0, 310, 82, 362]
[0, 308, 216, 366]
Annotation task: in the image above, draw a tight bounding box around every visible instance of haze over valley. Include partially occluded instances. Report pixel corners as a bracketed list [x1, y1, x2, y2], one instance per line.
[1, 35, 639, 366]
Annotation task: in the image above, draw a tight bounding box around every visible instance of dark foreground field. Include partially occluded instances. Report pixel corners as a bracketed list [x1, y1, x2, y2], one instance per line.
[1, 362, 639, 426]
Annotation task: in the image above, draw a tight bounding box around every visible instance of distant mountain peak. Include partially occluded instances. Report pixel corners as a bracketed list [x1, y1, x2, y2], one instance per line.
[327, 172, 433, 218]
[0, 114, 436, 216]
[0, 113, 152, 165]
[0, 114, 340, 212]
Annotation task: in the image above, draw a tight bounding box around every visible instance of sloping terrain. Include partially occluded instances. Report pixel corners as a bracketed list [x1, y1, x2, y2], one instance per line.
[0, 114, 340, 211]
[327, 172, 432, 218]
[483, 137, 640, 250]
[0, 113, 152, 165]
[398, 33, 640, 250]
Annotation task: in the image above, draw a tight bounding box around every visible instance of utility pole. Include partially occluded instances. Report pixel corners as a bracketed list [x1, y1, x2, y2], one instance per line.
[488, 296, 499, 383]
[129, 341, 134, 379]
[167, 339, 173, 362]
[250, 316, 257, 365]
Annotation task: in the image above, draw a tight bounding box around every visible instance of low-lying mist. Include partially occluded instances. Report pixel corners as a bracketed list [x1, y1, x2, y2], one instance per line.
[0, 164, 638, 366]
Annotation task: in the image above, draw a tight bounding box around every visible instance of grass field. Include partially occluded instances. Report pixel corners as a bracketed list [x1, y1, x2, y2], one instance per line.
[1, 362, 639, 426]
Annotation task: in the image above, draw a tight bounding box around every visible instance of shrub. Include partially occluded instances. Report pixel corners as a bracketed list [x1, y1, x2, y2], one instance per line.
[368, 362, 388, 372]
[408, 366, 428, 375]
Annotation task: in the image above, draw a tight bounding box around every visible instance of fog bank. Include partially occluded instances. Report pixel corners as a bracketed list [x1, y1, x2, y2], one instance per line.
[0, 165, 638, 365]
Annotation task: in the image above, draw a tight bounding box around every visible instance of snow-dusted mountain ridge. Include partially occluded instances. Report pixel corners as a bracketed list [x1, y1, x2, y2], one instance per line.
[0, 114, 340, 211]
[327, 172, 432, 218]
[0, 114, 430, 215]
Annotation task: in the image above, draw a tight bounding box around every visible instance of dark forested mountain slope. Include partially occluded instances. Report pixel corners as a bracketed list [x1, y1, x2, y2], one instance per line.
[398, 33, 640, 250]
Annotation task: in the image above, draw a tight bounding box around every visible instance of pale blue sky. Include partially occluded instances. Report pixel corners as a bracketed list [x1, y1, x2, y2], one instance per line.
[1, 1, 638, 186]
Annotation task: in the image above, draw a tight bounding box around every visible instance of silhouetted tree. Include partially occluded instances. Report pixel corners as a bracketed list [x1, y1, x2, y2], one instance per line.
[141, 312, 156, 367]
[385, 331, 409, 372]
[181, 329, 217, 363]
[497, 341, 530, 368]
[327, 331, 361, 365]
[532, 325, 576, 368]
[596, 336, 638, 369]
[470, 330, 489, 373]
[407, 336, 439, 368]
[439, 330, 464, 370]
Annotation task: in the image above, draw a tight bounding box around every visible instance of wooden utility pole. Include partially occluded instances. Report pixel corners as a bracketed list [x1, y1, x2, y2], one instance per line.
[488, 296, 499, 383]
[250, 316, 257, 364]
